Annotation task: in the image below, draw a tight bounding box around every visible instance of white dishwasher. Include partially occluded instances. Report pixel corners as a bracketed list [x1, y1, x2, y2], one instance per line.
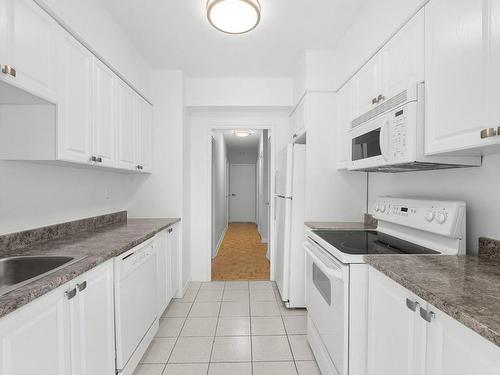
[115, 239, 158, 375]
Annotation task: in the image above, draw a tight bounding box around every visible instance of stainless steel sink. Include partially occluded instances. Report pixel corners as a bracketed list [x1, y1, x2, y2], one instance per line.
[0, 255, 84, 296]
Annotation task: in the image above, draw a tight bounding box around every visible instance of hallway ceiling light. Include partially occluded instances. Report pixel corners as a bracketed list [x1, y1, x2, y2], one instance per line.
[207, 0, 261, 34]
[233, 129, 252, 137]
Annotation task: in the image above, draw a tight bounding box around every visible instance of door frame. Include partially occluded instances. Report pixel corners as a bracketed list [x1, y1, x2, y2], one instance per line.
[208, 126, 276, 281]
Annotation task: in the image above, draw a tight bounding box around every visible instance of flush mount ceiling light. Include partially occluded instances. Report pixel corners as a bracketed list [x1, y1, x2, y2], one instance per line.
[233, 129, 252, 137]
[207, 0, 261, 34]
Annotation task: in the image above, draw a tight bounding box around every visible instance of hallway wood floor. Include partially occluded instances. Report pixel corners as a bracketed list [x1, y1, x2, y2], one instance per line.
[212, 223, 270, 280]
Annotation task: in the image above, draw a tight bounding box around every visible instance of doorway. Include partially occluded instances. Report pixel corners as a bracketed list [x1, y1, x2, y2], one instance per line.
[210, 128, 272, 280]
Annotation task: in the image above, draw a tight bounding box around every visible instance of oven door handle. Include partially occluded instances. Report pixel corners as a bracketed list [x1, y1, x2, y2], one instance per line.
[379, 121, 390, 162]
[303, 242, 343, 280]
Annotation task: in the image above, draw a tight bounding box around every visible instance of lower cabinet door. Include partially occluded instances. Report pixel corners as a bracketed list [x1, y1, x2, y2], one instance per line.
[425, 304, 500, 375]
[0, 284, 71, 375]
[69, 260, 115, 375]
[367, 268, 427, 375]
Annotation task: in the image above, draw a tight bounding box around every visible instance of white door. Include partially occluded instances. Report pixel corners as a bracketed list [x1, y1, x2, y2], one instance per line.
[168, 225, 180, 299]
[56, 30, 92, 164]
[137, 98, 153, 172]
[276, 145, 292, 197]
[116, 80, 137, 170]
[380, 9, 424, 99]
[425, 303, 500, 375]
[0, 284, 71, 375]
[367, 268, 427, 375]
[274, 196, 291, 300]
[354, 55, 381, 117]
[2, 0, 57, 101]
[424, 0, 487, 154]
[69, 261, 115, 375]
[155, 230, 168, 315]
[92, 58, 116, 168]
[229, 164, 256, 222]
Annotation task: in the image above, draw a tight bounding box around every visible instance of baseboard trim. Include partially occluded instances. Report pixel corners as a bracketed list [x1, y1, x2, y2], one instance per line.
[213, 225, 228, 258]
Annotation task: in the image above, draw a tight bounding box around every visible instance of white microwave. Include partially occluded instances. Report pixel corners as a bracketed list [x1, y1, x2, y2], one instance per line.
[348, 83, 481, 172]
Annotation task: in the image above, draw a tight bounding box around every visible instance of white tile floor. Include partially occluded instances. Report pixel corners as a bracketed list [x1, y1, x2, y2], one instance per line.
[134, 281, 321, 375]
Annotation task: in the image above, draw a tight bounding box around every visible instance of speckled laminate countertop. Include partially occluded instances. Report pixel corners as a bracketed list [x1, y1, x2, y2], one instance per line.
[0, 218, 180, 318]
[365, 255, 500, 348]
[305, 222, 377, 230]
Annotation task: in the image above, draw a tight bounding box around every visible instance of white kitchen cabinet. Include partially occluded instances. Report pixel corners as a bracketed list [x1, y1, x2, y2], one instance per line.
[367, 267, 427, 375]
[155, 229, 169, 315]
[352, 9, 424, 119]
[290, 95, 307, 141]
[137, 97, 153, 172]
[0, 0, 57, 102]
[0, 283, 71, 375]
[425, 303, 500, 375]
[168, 224, 180, 299]
[424, 0, 500, 155]
[56, 28, 93, 164]
[92, 58, 117, 168]
[368, 267, 500, 375]
[69, 260, 115, 375]
[116, 79, 138, 171]
[336, 81, 355, 169]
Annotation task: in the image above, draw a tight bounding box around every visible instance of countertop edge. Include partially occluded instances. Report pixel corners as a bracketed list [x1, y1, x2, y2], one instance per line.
[0, 218, 180, 318]
[365, 257, 500, 348]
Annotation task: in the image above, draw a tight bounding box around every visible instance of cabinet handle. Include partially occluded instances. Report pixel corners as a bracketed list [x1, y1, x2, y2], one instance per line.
[372, 97, 378, 105]
[293, 133, 298, 138]
[168, 228, 173, 233]
[377, 94, 385, 103]
[419, 307, 435, 323]
[137, 165, 143, 170]
[406, 298, 420, 312]
[65, 288, 77, 300]
[481, 128, 497, 139]
[97, 157, 103, 163]
[2, 65, 16, 77]
[77, 281, 87, 292]
[90, 156, 97, 162]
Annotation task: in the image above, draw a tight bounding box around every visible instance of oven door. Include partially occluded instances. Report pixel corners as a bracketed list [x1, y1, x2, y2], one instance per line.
[304, 239, 349, 375]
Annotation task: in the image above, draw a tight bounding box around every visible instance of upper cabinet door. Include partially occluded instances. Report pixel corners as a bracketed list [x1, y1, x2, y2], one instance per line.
[56, 30, 93, 164]
[425, 304, 500, 375]
[366, 268, 427, 375]
[137, 97, 153, 173]
[353, 55, 381, 118]
[336, 81, 355, 169]
[381, 9, 424, 99]
[93, 59, 116, 168]
[487, 0, 500, 136]
[1, 0, 57, 101]
[116, 80, 137, 170]
[424, 0, 488, 155]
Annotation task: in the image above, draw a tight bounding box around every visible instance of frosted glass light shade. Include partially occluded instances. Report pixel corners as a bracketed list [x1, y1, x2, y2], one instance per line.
[207, 0, 261, 34]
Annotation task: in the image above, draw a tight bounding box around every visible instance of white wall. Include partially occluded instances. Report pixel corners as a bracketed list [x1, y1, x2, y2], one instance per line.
[185, 78, 293, 108]
[0, 161, 136, 235]
[211, 131, 228, 257]
[227, 147, 259, 164]
[188, 109, 289, 281]
[38, 0, 152, 98]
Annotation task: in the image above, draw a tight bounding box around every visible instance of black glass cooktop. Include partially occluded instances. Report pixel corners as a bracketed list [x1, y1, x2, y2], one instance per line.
[312, 230, 439, 255]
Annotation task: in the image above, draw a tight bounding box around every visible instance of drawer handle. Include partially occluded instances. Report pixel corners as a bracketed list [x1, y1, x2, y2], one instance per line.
[406, 298, 419, 312]
[97, 157, 103, 163]
[377, 94, 385, 103]
[77, 281, 87, 292]
[90, 156, 97, 162]
[372, 97, 378, 105]
[480, 128, 497, 139]
[2, 65, 16, 77]
[419, 307, 435, 323]
[65, 288, 77, 300]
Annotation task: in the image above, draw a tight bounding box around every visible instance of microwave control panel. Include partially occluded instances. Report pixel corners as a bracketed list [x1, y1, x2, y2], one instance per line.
[388, 108, 407, 160]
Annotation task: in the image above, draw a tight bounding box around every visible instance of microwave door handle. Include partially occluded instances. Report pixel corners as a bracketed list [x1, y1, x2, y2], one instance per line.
[303, 242, 343, 280]
[379, 123, 390, 162]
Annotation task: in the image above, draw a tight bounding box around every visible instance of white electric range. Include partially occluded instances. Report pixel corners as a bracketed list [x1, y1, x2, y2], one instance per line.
[303, 197, 466, 375]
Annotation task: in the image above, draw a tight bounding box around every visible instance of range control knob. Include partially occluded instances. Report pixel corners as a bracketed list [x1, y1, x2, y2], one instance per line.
[436, 212, 447, 224]
[425, 211, 435, 222]
[380, 204, 386, 213]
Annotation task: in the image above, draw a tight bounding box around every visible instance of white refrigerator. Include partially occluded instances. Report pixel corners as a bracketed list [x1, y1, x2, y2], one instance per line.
[274, 143, 306, 308]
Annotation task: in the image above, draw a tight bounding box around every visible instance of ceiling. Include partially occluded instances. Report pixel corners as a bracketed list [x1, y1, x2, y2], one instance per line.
[222, 129, 261, 150]
[101, 0, 367, 77]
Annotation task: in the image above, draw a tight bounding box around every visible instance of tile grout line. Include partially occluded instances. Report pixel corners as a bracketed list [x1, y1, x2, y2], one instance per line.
[279, 287, 300, 375]
[207, 281, 225, 374]
[161, 284, 202, 374]
[249, 283, 254, 375]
